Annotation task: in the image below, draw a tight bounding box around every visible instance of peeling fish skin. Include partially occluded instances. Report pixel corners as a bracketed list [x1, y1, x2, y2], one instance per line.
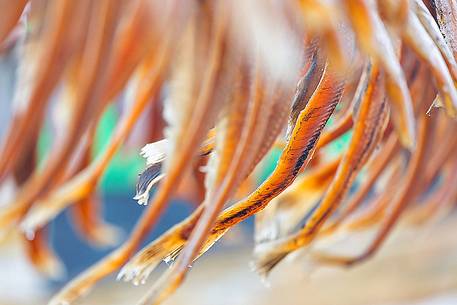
[134, 163, 164, 206]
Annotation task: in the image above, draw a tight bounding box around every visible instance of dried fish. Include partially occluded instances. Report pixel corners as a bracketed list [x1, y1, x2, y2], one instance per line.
[0, 2, 456, 305]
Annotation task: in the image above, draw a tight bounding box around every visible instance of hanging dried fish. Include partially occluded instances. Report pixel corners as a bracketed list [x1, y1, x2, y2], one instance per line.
[0, 1, 456, 305]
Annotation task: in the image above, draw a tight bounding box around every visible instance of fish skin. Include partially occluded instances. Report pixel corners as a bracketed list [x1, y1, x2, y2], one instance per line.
[134, 163, 164, 205]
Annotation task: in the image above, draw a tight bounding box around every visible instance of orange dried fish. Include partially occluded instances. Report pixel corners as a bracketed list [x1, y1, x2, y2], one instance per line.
[119, 57, 347, 287]
[20, 33, 172, 233]
[343, 0, 415, 148]
[254, 62, 389, 275]
[0, 0, 121, 229]
[49, 6, 228, 303]
[0, 2, 456, 305]
[24, 227, 64, 279]
[314, 114, 430, 266]
[320, 134, 399, 236]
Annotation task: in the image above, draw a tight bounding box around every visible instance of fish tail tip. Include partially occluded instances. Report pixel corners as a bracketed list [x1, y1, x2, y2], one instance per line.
[253, 245, 290, 280]
[86, 223, 124, 248]
[33, 252, 66, 280]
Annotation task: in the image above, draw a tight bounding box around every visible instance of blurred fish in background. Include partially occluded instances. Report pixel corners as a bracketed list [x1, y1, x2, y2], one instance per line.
[1, 1, 457, 305]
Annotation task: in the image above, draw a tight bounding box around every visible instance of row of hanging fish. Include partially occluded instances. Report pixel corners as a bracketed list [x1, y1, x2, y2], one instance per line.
[0, 0, 457, 305]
